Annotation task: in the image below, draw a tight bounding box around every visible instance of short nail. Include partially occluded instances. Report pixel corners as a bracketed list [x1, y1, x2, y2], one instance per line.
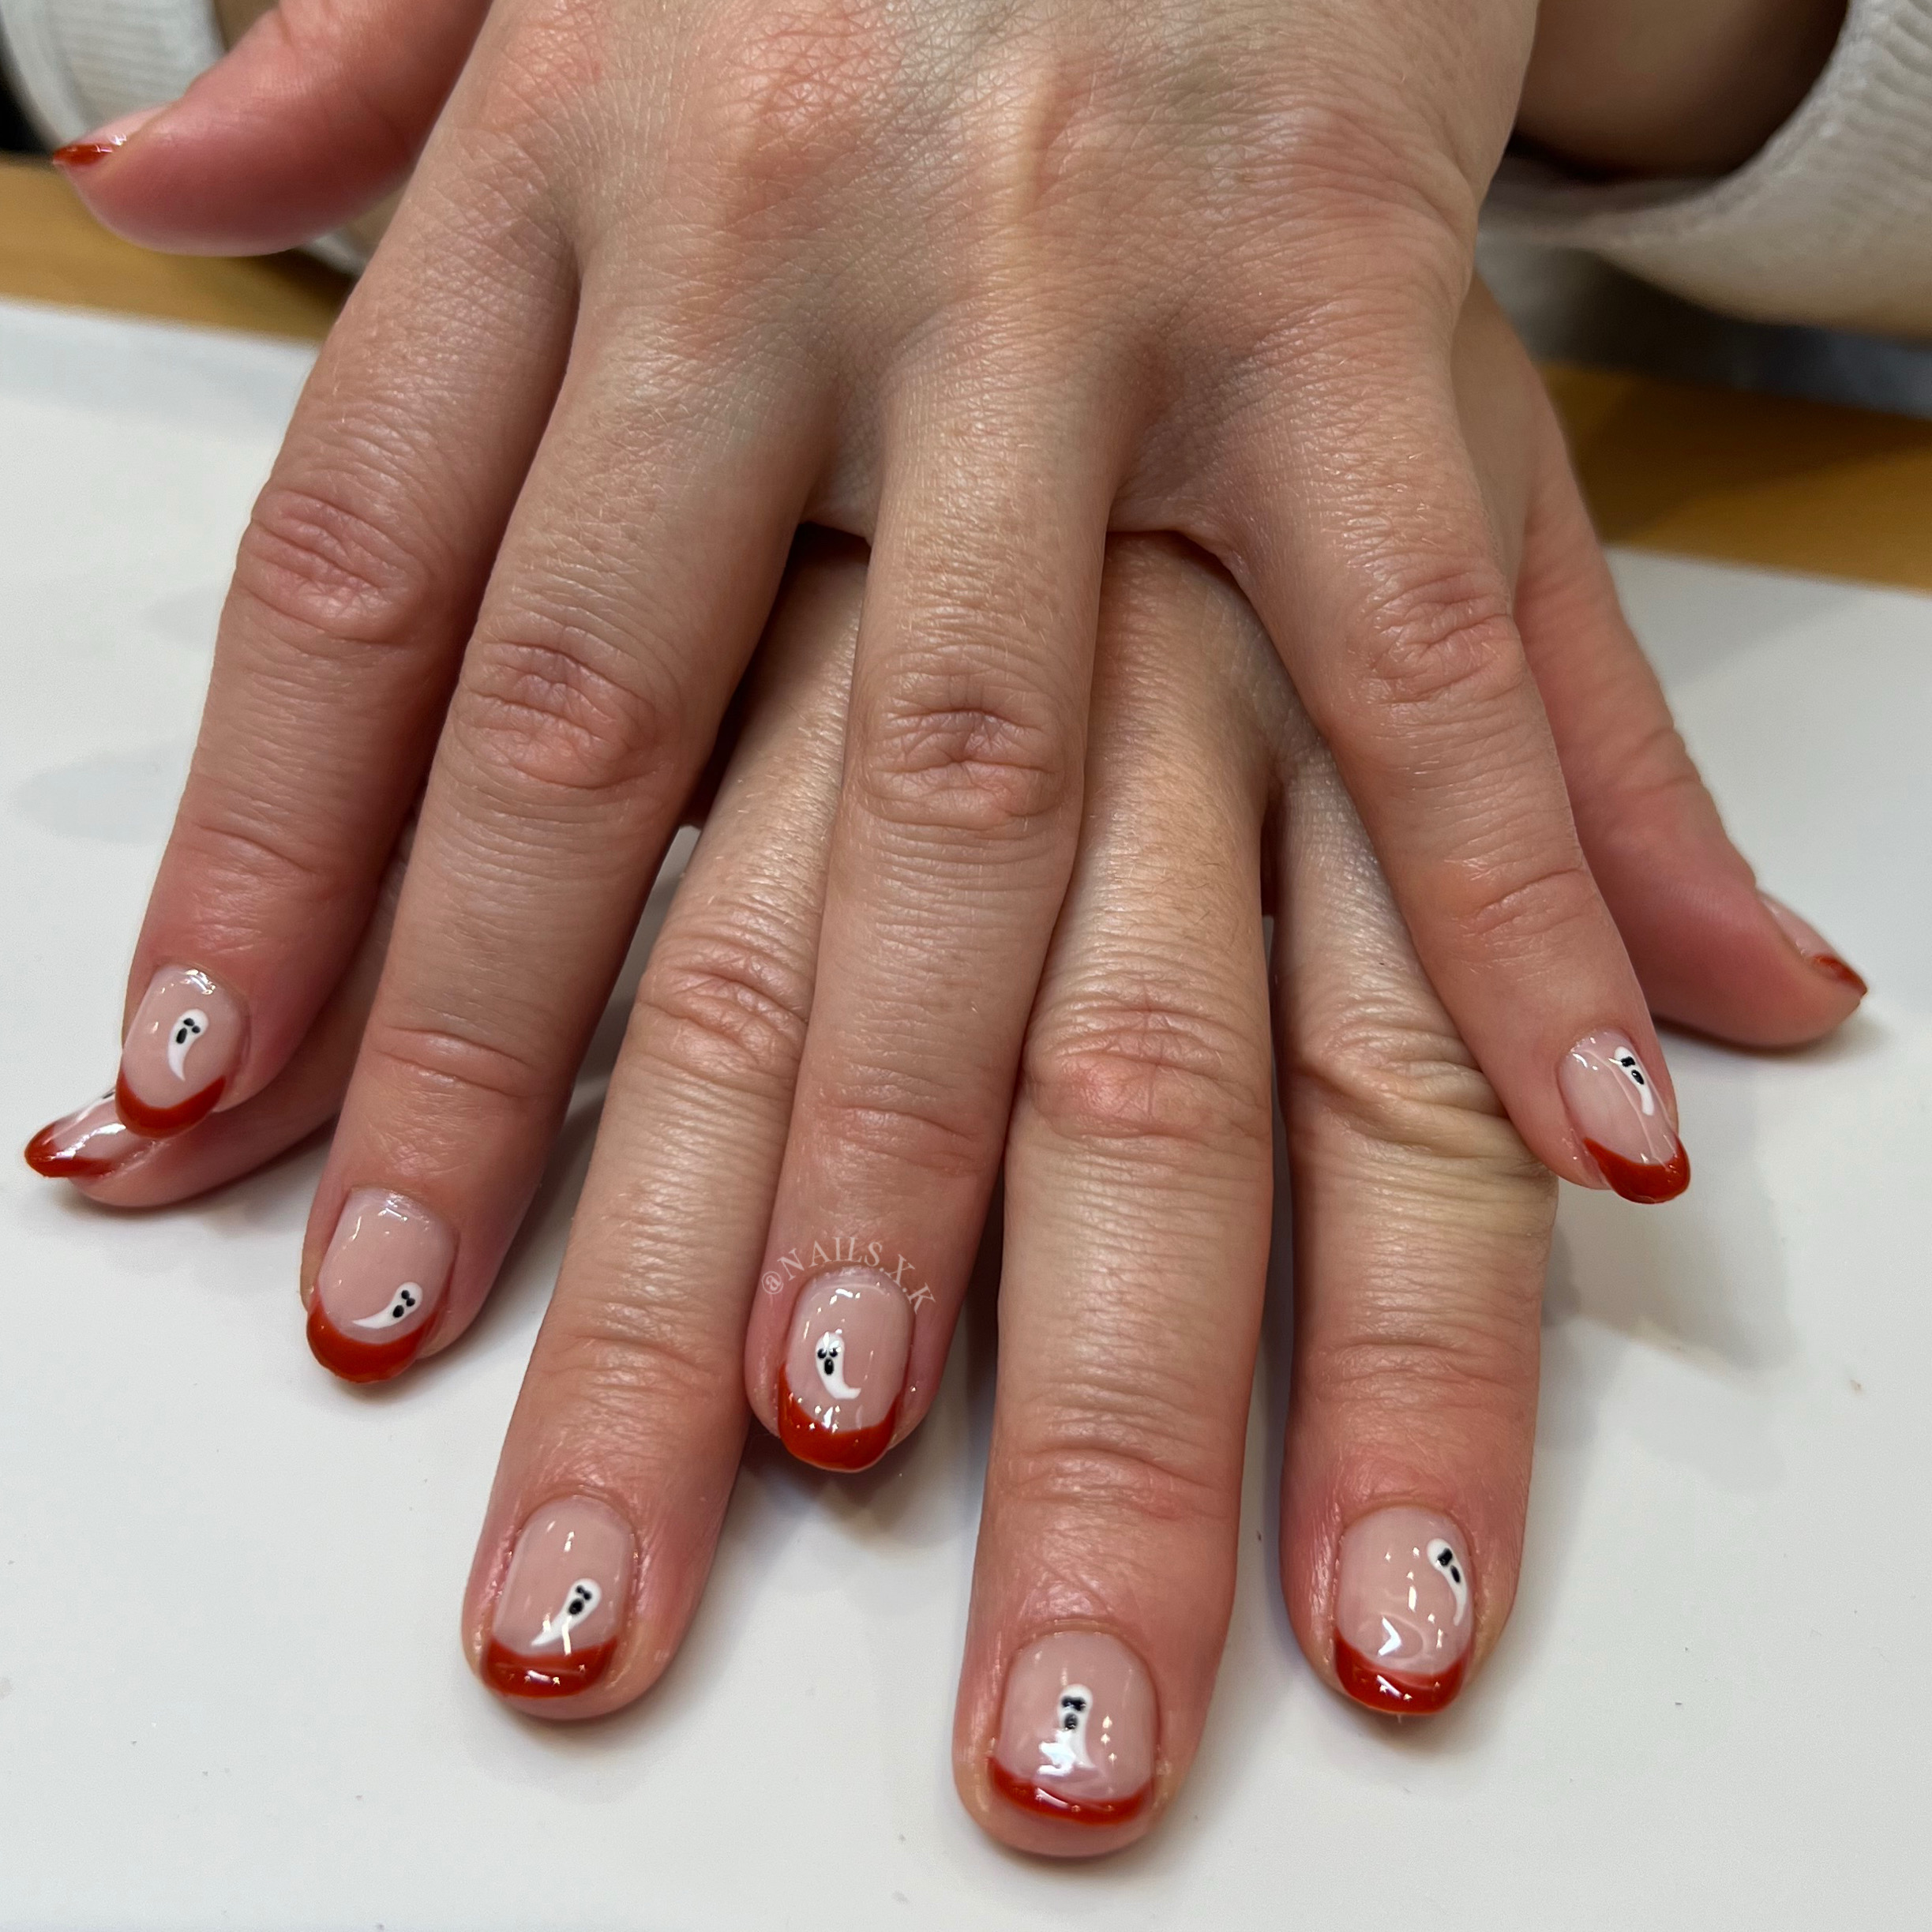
[24, 1094, 147, 1181]
[1761, 894, 1868, 996]
[777, 1266, 912, 1472]
[482, 1497, 635, 1702]
[990, 1630, 1157, 1825]
[306, 1190, 454, 1384]
[1557, 1029, 1689, 1204]
[115, 966, 245, 1138]
[51, 106, 165, 170]
[1334, 1506, 1476, 1716]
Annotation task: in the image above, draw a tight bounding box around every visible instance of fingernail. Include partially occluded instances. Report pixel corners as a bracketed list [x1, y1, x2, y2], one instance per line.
[777, 1266, 911, 1472]
[1557, 1029, 1689, 1204]
[482, 1497, 635, 1702]
[306, 1190, 454, 1384]
[115, 966, 245, 1137]
[52, 106, 166, 171]
[24, 1094, 147, 1181]
[1334, 1506, 1475, 1716]
[1761, 893, 1868, 996]
[989, 1631, 1157, 1825]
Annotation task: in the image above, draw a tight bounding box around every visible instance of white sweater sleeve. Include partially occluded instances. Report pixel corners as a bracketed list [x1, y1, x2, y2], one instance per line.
[0, 0, 223, 148]
[1486, 0, 1932, 340]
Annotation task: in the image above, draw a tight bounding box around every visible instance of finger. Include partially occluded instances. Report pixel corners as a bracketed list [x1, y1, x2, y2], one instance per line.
[51, 0, 487, 254]
[302, 293, 820, 1382]
[1511, 371, 1870, 1046]
[24, 835, 404, 1206]
[1270, 669, 1555, 1716]
[955, 538, 1275, 1855]
[463, 536, 860, 1716]
[1232, 298, 1687, 1202]
[92, 102, 574, 1150]
[744, 363, 1118, 1469]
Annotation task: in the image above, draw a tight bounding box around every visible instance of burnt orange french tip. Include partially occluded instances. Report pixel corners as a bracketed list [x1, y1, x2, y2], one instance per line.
[52, 138, 126, 170]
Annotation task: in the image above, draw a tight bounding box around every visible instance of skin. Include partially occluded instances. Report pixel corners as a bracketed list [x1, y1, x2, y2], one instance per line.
[39, 286, 1863, 1855]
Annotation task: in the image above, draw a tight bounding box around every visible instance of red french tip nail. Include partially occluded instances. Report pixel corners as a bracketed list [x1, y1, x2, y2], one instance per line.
[1810, 954, 1870, 997]
[113, 1067, 224, 1139]
[1583, 1137, 1692, 1206]
[777, 1367, 898, 1471]
[481, 1638, 618, 1701]
[988, 1757, 1151, 1825]
[305, 1296, 430, 1385]
[23, 1097, 146, 1181]
[51, 138, 126, 170]
[1334, 1638, 1469, 1715]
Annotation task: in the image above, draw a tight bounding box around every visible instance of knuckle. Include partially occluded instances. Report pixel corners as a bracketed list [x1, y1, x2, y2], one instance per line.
[857, 682, 1074, 842]
[360, 1015, 553, 1113]
[457, 621, 678, 800]
[1024, 988, 1270, 1151]
[232, 477, 438, 653]
[1349, 576, 1522, 722]
[696, 0, 895, 217]
[165, 811, 349, 948]
[812, 1083, 986, 1185]
[1289, 998, 1540, 1183]
[1450, 854, 1603, 961]
[1304, 1294, 1540, 1427]
[535, 1283, 739, 1415]
[633, 927, 814, 1097]
[1000, 1386, 1233, 1532]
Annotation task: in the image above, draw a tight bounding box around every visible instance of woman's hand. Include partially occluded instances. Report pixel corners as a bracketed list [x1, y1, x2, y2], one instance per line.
[49, 0, 1775, 1238]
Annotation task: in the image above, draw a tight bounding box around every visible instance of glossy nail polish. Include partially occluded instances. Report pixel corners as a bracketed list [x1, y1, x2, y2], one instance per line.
[51, 107, 163, 170]
[777, 1267, 912, 1472]
[482, 1498, 635, 1702]
[1761, 894, 1868, 996]
[1557, 1029, 1690, 1204]
[115, 966, 245, 1137]
[1334, 1506, 1475, 1716]
[306, 1191, 453, 1384]
[990, 1631, 1156, 1825]
[24, 1095, 147, 1181]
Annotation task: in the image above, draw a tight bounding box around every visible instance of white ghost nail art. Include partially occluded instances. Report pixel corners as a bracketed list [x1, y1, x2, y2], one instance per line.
[166, 1009, 209, 1082]
[1427, 1537, 1470, 1623]
[1037, 1685, 1097, 1779]
[813, 1329, 861, 1400]
[527, 1577, 602, 1652]
[1611, 1046, 1656, 1116]
[351, 1282, 425, 1331]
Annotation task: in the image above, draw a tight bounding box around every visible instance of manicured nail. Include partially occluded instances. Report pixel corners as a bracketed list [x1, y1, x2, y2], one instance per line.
[989, 1631, 1157, 1825]
[24, 1094, 147, 1181]
[51, 107, 164, 171]
[115, 966, 245, 1137]
[1761, 894, 1868, 996]
[482, 1497, 635, 1702]
[306, 1190, 454, 1384]
[1557, 1029, 1689, 1204]
[777, 1266, 911, 1472]
[1334, 1506, 1475, 1716]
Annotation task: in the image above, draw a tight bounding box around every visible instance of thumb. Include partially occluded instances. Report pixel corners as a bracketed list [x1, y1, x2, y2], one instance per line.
[52, 0, 489, 256]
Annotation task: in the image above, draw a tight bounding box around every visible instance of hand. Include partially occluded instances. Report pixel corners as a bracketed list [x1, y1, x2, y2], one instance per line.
[51, 0, 1829, 1270]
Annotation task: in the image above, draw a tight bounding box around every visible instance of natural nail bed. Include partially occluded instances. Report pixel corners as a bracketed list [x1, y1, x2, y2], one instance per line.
[778, 1266, 912, 1471]
[1334, 1506, 1475, 1716]
[990, 1631, 1157, 1825]
[306, 1190, 455, 1384]
[1557, 1028, 1689, 1203]
[115, 966, 244, 1137]
[482, 1497, 636, 1702]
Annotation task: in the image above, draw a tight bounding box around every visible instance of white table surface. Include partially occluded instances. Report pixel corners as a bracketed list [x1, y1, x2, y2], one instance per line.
[2, 297, 1927, 1931]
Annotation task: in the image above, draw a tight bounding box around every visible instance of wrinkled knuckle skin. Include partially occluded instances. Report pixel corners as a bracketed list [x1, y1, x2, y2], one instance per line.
[812, 1086, 986, 1184]
[1289, 1001, 1540, 1185]
[535, 1285, 741, 1418]
[1350, 573, 1522, 722]
[1303, 1300, 1542, 1430]
[232, 478, 440, 655]
[457, 625, 678, 800]
[166, 812, 350, 951]
[1451, 857, 1603, 961]
[694, 0, 899, 221]
[1000, 1398, 1234, 1534]
[1025, 992, 1270, 1153]
[857, 688, 1073, 843]
[361, 1017, 554, 1114]
[633, 930, 813, 1097]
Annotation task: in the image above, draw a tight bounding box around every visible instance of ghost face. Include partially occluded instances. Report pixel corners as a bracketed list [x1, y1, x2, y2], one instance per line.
[1611, 1046, 1656, 1115]
[1037, 1685, 1097, 1777]
[1426, 1538, 1470, 1623]
[527, 1577, 602, 1653]
[351, 1281, 425, 1331]
[813, 1328, 861, 1400]
[166, 1010, 209, 1082]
